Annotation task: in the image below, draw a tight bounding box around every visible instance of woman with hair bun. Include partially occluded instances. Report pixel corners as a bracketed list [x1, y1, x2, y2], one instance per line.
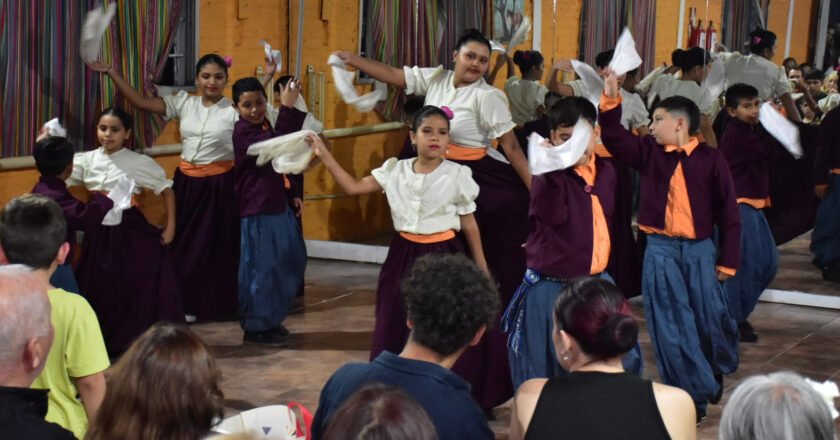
[509, 277, 697, 440]
[488, 50, 548, 126]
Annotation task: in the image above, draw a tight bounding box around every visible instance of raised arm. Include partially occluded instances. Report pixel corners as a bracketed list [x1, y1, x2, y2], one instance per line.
[306, 133, 382, 195]
[597, 70, 651, 170]
[547, 60, 576, 97]
[487, 52, 513, 85]
[87, 61, 167, 115]
[779, 92, 803, 123]
[332, 51, 406, 88]
[261, 57, 278, 91]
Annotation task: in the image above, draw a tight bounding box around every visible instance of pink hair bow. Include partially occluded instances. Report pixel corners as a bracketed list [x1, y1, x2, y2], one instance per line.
[440, 106, 454, 120]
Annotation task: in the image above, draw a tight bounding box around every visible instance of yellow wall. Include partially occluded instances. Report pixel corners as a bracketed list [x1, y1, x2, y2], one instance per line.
[768, 0, 815, 65]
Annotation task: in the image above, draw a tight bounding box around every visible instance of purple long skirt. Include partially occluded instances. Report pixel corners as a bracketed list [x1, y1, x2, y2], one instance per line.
[76, 208, 184, 353]
[170, 169, 240, 320]
[604, 158, 643, 297]
[369, 234, 464, 359]
[450, 154, 528, 410]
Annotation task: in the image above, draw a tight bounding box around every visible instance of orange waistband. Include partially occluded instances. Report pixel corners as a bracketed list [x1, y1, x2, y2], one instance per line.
[444, 144, 487, 161]
[179, 160, 234, 177]
[738, 197, 772, 209]
[832, 168, 840, 175]
[399, 230, 456, 244]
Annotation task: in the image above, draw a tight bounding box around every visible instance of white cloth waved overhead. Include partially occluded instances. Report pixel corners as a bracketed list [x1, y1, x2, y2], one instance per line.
[260, 39, 282, 68]
[102, 176, 136, 226]
[528, 120, 593, 175]
[246, 129, 317, 174]
[759, 102, 803, 159]
[42, 118, 67, 138]
[327, 54, 387, 112]
[80, 3, 116, 63]
[609, 28, 642, 76]
[571, 60, 604, 109]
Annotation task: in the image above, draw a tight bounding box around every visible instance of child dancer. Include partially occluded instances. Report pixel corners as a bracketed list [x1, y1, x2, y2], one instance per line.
[599, 70, 741, 421]
[31, 136, 114, 293]
[502, 97, 640, 389]
[488, 50, 549, 126]
[813, 106, 840, 282]
[232, 77, 307, 347]
[307, 105, 486, 359]
[719, 84, 785, 341]
[69, 107, 183, 354]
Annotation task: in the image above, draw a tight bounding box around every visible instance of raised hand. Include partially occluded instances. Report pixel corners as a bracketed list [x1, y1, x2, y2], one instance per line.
[86, 60, 112, 74]
[279, 78, 301, 108]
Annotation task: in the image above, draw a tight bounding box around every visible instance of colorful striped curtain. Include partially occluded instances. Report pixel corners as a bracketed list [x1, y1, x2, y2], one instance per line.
[625, 0, 657, 75]
[368, 0, 487, 120]
[0, 0, 101, 158]
[99, 0, 182, 150]
[579, 0, 657, 76]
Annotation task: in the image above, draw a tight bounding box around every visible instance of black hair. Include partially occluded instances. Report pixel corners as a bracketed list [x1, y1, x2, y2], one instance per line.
[401, 254, 499, 356]
[195, 54, 229, 78]
[782, 57, 798, 66]
[321, 384, 437, 440]
[513, 50, 545, 76]
[455, 28, 491, 53]
[548, 96, 597, 130]
[554, 277, 638, 360]
[671, 47, 712, 72]
[231, 77, 267, 104]
[99, 107, 133, 132]
[748, 28, 777, 55]
[273, 75, 295, 94]
[0, 194, 67, 270]
[544, 91, 562, 109]
[410, 105, 451, 132]
[595, 49, 615, 69]
[725, 83, 760, 109]
[654, 96, 701, 134]
[403, 96, 426, 119]
[805, 69, 825, 82]
[33, 136, 74, 177]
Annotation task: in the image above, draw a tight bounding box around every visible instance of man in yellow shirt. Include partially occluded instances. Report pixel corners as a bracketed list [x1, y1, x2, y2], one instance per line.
[0, 194, 109, 438]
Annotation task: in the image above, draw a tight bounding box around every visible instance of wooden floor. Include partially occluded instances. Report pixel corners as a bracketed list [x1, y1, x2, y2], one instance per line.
[193, 244, 840, 439]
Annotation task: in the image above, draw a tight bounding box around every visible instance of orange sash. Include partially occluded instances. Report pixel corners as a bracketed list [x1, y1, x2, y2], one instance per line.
[737, 197, 772, 209]
[399, 230, 456, 244]
[179, 160, 234, 177]
[444, 144, 487, 161]
[832, 168, 840, 175]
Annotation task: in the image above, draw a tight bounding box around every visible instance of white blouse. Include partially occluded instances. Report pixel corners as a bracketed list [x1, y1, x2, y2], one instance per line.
[403, 66, 517, 155]
[505, 76, 549, 126]
[567, 79, 650, 129]
[650, 74, 717, 116]
[371, 158, 479, 235]
[718, 52, 791, 101]
[67, 148, 173, 195]
[162, 90, 238, 164]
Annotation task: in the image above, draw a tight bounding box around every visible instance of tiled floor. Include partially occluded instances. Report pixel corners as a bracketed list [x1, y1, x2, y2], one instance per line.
[193, 254, 840, 440]
[771, 232, 839, 296]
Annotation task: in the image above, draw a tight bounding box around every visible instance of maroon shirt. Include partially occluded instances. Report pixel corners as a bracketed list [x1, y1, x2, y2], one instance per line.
[526, 157, 616, 279]
[719, 118, 778, 200]
[31, 175, 114, 262]
[599, 104, 741, 270]
[233, 106, 305, 218]
[816, 107, 840, 185]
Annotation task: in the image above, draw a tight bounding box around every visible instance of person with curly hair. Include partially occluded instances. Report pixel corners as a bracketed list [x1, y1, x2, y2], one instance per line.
[311, 254, 499, 440]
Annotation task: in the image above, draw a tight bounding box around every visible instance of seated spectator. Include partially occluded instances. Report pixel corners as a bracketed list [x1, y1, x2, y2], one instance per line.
[86, 323, 224, 440]
[719, 371, 836, 440]
[322, 383, 437, 440]
[805, 70, 828, 101]
[0, 265, 74, 439]
[0, 194, 109, 438]
[509, 277, 696, 440]
[312, 254, 499, 440]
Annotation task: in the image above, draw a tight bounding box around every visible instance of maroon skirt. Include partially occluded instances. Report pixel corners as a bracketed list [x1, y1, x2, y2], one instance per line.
[170, 168, 240, 320]
[369, 234, 464, 359]
[76, 208, 184, 354]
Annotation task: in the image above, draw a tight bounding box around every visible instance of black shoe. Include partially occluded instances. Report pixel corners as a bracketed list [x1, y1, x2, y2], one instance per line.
[484, 408, 496, 421]
[243, 329, 288, 347]
[738, 321, 758, 343]
[272, 324, 290, 337]
[710, 374, 724, 404]
[695, 407, 707, 425]
[823, 261, 840, 283]
[812, 257, 827, 270]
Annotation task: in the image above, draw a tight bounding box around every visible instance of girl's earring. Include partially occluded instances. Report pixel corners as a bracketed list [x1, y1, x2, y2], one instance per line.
[411, 143, 417, 152]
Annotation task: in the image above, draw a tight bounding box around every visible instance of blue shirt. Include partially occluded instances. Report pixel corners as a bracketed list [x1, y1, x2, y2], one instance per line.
[312, 351, 493, 440]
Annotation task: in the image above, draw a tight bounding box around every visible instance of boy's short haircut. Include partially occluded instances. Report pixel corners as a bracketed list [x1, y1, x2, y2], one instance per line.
[0, 194, 66, 270]
[547, 96, 597, 131]
[654, 96, 701, 134]
[724, 84, 760, 109]
[33, 136, 75, 177]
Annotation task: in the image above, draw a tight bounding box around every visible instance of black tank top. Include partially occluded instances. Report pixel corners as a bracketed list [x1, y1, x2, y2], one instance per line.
[525, 371, 671, 440]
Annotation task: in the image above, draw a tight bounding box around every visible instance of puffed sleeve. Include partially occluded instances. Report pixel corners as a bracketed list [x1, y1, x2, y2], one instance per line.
[161, 90, 192, 121]
[370, 157, 400, 193]
[131, 156, 173, 195]
[454, 165, 479, 215]
[65, 152, 88, 187]
[623, 92, 650, 129]
[566, 79, 589, 98]
[535, 84, 549, 107]
[477, 89, 517, 139]
[403, 65, 445, 96]
[772, 65, 793, 98]
[697, 87, 717, 116]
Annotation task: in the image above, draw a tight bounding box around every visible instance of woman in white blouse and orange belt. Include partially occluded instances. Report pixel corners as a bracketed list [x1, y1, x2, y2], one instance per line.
[331, 29, 530, 412]
[88, 54, 240, 322]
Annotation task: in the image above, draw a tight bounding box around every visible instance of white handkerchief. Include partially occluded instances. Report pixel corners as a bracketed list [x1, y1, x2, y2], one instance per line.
[571, 60, 604, 109]
[260, 39, 282, 69]
[759, 102, 803, 159]
[289, 96, 324, 133]
[528, 120, 593, 175]
[506, 17, 532, 54]
[102, 176, 135, 226]
[489, 40, 506, 53]
[247, 130, 317, 174]
[804, 378, 839, 419]
[609, 28, 643, 76]
[43, 118, 67, 138]
[80, 3, 116, 63]
[703, 56, 726, 98]
[327, 54, 387, 113]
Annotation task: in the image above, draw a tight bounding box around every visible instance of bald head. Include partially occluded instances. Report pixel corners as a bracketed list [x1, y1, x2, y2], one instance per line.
[0, 265, 53, 386]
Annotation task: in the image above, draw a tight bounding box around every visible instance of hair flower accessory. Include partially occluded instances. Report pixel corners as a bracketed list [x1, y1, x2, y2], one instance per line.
[752, 36, 762, 45]
[223, 55, 233, 67]
[440, 106, 454, 120]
